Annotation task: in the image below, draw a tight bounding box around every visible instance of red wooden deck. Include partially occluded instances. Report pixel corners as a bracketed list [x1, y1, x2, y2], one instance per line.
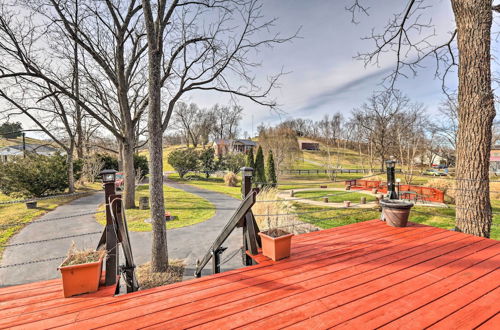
[1, 219, 499, 329]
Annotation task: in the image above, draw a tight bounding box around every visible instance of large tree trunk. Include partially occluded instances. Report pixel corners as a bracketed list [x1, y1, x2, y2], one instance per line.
[122, 140, 136, 209]
[451, 0, 495, 237]
[143, 0, 168, 272]
[66, 144, 75, 193]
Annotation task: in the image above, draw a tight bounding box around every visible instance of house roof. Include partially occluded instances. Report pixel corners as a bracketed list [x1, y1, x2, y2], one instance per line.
[0, 144, 58, 156]
[214, 139, 257, 146]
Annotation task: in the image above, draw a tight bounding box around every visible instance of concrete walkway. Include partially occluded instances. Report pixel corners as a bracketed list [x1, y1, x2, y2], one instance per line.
[130, 179, 242, 280]
[0, 181, 242, 287]
[0, 192, 104, 286]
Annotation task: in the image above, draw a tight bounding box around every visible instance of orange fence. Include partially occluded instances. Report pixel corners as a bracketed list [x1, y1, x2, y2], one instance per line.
[345, 180, 445, 203]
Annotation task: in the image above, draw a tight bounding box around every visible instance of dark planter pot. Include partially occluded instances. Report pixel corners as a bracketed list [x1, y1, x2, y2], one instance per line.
[26, 201, 38, 209]
[380, 200, 414, 227]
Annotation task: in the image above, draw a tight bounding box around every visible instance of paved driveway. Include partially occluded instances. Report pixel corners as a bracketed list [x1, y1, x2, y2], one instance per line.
[0, 182, 242, 287]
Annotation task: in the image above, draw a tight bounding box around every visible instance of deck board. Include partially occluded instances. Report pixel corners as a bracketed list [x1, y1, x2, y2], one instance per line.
[0, 219, 498, 329]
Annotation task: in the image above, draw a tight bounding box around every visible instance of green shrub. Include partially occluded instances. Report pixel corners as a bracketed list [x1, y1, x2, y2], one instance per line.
[267, 150, 277, 185]
[254, 146, 266, 183]
[0, 154, 69, 198]
[223, 153, 246, 174]
[96, 153, 119, 171]
[168, 148, 199, 178]
[246, 148, 255, 169]
[0, 121, 22, 138]
[199, 147, 217, 178]
[134, 154, 149, 179]
[73, 158, 84, 181]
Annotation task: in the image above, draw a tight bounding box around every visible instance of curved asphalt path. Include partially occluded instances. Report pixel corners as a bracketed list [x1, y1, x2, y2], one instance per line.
[0, 181, 242, 287]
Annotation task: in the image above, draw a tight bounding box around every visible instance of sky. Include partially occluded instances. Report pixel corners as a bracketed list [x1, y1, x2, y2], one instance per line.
[7, 0, 499, 139]
[185, 0, 467, 137]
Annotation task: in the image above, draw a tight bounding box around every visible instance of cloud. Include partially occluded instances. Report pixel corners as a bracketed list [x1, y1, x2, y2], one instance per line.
[294, 67, 393, 114]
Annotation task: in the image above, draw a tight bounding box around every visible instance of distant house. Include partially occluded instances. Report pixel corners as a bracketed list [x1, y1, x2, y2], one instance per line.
[213, 139, 257, 157]
[490, 141, 500, 172]
[0, 144, 59, 162]
[297, 138, 320, 151]
[414, 152, 450, 167]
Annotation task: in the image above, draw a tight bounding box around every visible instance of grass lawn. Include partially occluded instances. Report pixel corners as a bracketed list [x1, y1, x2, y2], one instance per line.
[293, 190, 377, 203]
[96, 184, 215, 231]
[275, 173, 366, 191]
[296, 201, 500, 240]
[0, 183, 102, 261]
[296, 204, 380, 230]
[167, 173, 242, 200]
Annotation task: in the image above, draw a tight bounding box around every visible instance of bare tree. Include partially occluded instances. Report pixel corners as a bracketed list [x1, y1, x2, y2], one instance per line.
[0, 0, 150, 208]
[140, 0, 294, 271]
[393, 104, 428, 184]
[172, 102, 202, 147]
[258, 126, 300, 174]
[349, 0, 496, 237]
[317, 114, 343, 180]
[351, 90, 409, 172]
[0, 82, 81, 192]
[210, 104, 244, 141]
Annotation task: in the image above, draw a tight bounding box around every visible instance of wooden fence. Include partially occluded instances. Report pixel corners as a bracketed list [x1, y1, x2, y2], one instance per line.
[345, 179, 445, 203]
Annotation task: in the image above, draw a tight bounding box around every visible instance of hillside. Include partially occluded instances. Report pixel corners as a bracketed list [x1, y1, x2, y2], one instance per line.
[293, 141, 368, 170]
[0, 136, 52, 148]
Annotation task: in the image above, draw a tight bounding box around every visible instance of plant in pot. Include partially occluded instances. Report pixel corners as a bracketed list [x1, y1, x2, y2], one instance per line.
[380, 199, 414, 227]
[258, 209, 294, 261]
[58, 243, 107, 298]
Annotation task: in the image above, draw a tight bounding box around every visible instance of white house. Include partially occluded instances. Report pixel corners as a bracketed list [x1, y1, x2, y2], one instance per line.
[0, 144, 60, 162]
[213, 139, 257, 157]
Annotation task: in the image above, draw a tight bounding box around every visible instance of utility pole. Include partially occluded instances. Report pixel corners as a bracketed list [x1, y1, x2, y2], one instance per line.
[22, 132, 26, 158]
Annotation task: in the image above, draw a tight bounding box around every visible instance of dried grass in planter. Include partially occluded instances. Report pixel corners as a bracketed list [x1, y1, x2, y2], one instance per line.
[252, 187, 319, 235]
[137, 259, 184, 290]
[61, 242, 106, 267]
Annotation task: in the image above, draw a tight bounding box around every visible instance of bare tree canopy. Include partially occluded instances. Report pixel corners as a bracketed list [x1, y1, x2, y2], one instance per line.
[348, 0, 497, 237]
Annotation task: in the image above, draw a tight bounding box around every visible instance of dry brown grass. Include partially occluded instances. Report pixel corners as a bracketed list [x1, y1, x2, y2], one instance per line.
[61, 242, 106, 267]
[224, 172, 239, 187]
[490, 182, 500, 199]
[424, 178, 457, 200]
[252, 187, 318, 234]
[137, 259, 184, 290]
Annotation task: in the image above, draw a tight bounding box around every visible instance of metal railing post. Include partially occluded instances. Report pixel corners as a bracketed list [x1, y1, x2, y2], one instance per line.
[103, 177, 118, 286]
[241, 167, 254, 266]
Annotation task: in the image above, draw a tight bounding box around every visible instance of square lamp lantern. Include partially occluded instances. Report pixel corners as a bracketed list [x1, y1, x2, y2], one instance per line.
[100, 169, 117, 183]
[241, 167, 254, 178]
[386, 159, 396, 169]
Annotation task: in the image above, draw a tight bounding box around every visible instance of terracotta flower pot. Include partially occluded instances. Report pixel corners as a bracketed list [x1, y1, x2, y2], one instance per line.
[258, 230, 293, 261]
[380, 200, 414, 227]
[58, 254, 104, 298]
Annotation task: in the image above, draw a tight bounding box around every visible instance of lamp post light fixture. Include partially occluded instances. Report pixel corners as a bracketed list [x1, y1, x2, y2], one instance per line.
[240, 167, 254, 198]
[100, 169, 117, 184]
[386, 160, 398, 200]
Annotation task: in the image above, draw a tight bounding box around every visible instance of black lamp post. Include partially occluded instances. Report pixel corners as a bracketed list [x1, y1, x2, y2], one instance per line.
[100, 169, 118, 286]
[386, 160, 398, 200]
